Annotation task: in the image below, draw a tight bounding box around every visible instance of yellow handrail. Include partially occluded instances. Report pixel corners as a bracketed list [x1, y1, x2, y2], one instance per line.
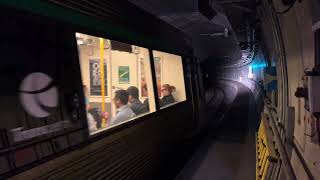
[99, 38, 106, 127]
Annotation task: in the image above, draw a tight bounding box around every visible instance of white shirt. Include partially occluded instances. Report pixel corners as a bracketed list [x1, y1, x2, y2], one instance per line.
[110, 104, 135, 126]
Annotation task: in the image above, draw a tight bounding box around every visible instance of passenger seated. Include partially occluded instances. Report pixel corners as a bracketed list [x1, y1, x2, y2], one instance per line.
[127, 86, 148, 115]
[143, 98, 149, 111]
[160, 84, 176, 107]
[102, 90, 135, 126]
[141, 81, 149, 111]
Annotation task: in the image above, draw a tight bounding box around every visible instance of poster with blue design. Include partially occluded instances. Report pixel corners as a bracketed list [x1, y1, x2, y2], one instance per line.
[118, 66, 130, 84]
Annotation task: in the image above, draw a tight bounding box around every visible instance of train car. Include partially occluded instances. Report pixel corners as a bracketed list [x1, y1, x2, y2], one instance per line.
[0, 0, 203, 179]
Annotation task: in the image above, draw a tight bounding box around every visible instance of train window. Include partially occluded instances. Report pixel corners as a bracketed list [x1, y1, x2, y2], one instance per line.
[76, 33, 156, 134]
[152, 50, 187, 108]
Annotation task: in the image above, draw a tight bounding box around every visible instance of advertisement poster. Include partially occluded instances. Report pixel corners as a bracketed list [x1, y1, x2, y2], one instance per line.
[89, 59, 107, 96]
[140, 57, 162, 97]
[154, 57, 162, 97]
[118, 66, 130, 84]
[140, 59, 148, 97]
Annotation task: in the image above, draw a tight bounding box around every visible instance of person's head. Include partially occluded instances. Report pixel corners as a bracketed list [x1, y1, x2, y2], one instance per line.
[161, 84, 176, 97]
[127, 86, 139, 103]
[113, 90, 129, 108]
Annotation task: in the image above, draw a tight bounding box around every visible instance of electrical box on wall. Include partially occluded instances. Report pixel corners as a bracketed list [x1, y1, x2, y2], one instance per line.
[308, 76, 320, 113]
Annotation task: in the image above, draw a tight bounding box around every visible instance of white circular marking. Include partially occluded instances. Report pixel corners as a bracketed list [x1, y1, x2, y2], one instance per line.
[19, 72, 58, 118]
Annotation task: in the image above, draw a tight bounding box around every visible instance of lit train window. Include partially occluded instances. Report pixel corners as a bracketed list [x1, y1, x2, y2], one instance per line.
[152, 50, 187, 108]
[76, 33, 156, 135]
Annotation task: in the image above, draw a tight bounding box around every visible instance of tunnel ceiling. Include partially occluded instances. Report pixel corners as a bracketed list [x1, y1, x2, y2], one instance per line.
[129, 0, 257, 67]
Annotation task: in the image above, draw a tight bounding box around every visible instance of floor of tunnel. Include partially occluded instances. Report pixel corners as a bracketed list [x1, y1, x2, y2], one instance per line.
[175, 82, 259, 180]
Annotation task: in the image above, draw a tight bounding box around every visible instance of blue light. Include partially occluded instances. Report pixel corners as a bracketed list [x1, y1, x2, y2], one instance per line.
[251, 63, 267, 69]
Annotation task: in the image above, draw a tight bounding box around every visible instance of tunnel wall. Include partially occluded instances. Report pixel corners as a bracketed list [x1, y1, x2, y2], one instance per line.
[259, 0, 320, 179]
[210, 68, 263, 104]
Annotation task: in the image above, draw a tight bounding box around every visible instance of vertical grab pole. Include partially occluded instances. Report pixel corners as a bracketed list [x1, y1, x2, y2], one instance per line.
[99, 38, 106, 127]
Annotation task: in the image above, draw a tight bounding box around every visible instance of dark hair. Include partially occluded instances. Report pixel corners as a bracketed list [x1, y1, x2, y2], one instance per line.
[114, 90, 129, 105]
[127, 86, 139, 99]
[162, 84, 176, 93]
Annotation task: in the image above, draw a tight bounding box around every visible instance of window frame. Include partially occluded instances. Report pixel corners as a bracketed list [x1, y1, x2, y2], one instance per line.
[75, 32, 159, 136]
[149, 49, 189, 111]
[74, 31, 191, 137]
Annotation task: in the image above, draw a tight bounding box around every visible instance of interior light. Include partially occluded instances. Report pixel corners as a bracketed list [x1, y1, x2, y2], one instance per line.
[77, 39, 84, 45]
[75, 33, 81, 38]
